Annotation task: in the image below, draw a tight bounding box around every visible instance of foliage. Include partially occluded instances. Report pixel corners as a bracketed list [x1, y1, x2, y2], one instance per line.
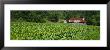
[11, 10, 100, 26]
[11, 22, 100, 40]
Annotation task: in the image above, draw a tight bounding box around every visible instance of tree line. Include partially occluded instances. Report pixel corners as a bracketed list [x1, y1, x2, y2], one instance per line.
[11, 10, 100, 26]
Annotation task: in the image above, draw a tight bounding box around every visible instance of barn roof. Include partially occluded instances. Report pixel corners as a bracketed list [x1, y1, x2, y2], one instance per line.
[67, 17, 86, 23]
[69, 17, 84, 20]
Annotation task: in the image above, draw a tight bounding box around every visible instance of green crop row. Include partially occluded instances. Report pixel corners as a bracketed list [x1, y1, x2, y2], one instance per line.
[10, 22, 100, 40]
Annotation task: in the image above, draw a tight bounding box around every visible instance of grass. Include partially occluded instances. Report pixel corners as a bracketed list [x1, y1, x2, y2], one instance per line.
[10, 22, 100, 40]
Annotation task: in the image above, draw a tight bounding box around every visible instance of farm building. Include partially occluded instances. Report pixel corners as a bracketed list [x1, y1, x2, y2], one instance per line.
[64, 17, 86, 24]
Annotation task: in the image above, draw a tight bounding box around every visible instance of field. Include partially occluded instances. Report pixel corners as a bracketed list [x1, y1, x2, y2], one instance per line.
[11, 22, 100, 40]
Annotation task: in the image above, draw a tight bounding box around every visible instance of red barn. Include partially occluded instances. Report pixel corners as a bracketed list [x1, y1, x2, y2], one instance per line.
[64, 17, 86, 24]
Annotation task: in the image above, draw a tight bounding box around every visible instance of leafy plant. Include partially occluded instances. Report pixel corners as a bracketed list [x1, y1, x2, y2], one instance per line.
[11, 22, 100, 40]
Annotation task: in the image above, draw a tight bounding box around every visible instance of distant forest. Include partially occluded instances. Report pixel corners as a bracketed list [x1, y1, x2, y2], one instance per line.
[11, 10, 100, 26]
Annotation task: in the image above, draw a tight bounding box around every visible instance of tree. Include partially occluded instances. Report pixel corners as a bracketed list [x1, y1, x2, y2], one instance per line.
[11, 10, 100, 26]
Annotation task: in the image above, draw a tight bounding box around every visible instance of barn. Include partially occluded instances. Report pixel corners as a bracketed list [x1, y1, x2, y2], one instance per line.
[64, 17, 86, 24]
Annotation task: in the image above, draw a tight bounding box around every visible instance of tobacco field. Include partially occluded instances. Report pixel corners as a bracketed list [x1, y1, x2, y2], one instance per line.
[10, 22, 100, 40]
